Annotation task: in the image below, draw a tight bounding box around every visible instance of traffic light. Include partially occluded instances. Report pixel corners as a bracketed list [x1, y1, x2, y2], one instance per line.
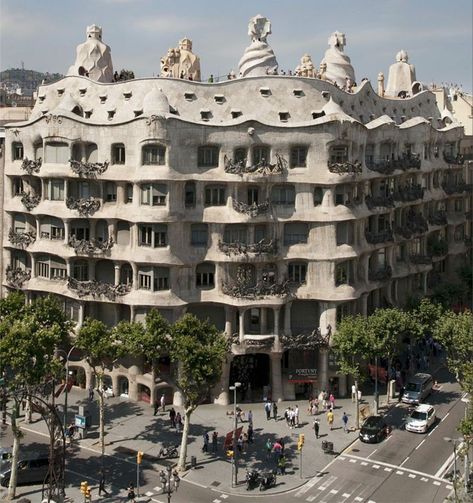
[137, 451, 143, 464]
[297, 433, 305, 451]
[80, 481, 89, 495]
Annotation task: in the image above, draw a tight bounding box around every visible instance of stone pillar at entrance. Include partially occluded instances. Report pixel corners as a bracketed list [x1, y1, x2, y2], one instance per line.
[270, 352, 284, 402]
[338, 373, 347, 397]
[128, 365, 139, 401]
[318, 347, 329, 392]
[284, 301, 292, 335]
[238, 309, 246, 343]
[213, 357, 232, 405]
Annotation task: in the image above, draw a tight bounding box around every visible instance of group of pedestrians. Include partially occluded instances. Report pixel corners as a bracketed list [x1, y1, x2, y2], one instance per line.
[264, 400, 278, 420]
[283, 405, 300, 428]
[265, 437, 287, 474]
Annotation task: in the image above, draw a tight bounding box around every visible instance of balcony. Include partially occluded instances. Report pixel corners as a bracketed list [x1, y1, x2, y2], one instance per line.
[68, 235, 114, 255]
[222, 278, 289, 299]
[8, 229, 36, 248]
[427, 239, 449, 257]
[394, 212, 428, 239]
[365, 194, 395, 210]
[428, 211, 448, 226]
[6, 266, 31, 289]
[232, 199, 270, 217]
[442, 181, 472, 195]
[218, 239, 277, 256]
[327, 160, 362, 175]
[368, 265, 392, 282]
[66, 197, 101, 217]
[366, 153, 421, 175]
[224, 154, 287, 176]
[392, 184, 425, 203]
[67, 277, 131, 301]
[20, 191, 41, 211]
[69, 159, 109, 178]
[21, 157, 42, 175]
[365, 227, 394, 245]
[345, 195, 364, 208]
[443, 153, 464, 165]
[280, 327, 331, 349]
[409, 254, 432, 265]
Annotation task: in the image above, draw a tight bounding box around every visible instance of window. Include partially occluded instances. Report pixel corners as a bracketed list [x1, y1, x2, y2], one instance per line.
[12, 178, 24, 196]
[204, 185, 226, 206]
[231, 110, 242, 119]
[12, 142, 24, 160]
[234, 148, 247, 164]
[288, 262, 307, 284]
[284, 222, 308, 245]
[138, 224, 167, 247]
[254, 225, 267, 242]
[72, 261, 88, 281]
[142, 144, 166, 165]
[454, 225, 465, 241]
[224, 224, 247, 244]
[196, 263, 215, 288]
[45, 142, 69, 163]
[396, 244, 407, 262]
[154, 267, 169, 290]
[112, 143, 126, 164]
[71, 221, 90, 240]
[290, 146, 307, 168]
[334, 186, 345, 206]
[47, 179, 65, 201]
[336, 261, 354, 286]
[198, 146, 219, 167]
[185, 182, 196, 208]
[141, 184, 167, 206]
[37, 260, 50, 278]
[330, 145, 349, 163]
[200, 110, 212, 121]
[272, 185, 295, 205]
[336, 222, 354, 245]
[454, 199, 464, 213]
[139, 269, 152, 290]
[105, 182, 117, 202]
[314, 187, 324, 206]
[40, 217, 64, 240]
[253, 146, 270, 165]
[279, 112, 290, 122]
[191, 224, 208, 246]
[36, 255, 66, 279]
[247, 186, 259, 205]
[126, 183, 133, 203]
[259, 88, 271, 97]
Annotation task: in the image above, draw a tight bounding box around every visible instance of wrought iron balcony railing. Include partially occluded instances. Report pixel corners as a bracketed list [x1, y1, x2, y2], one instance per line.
[218, 239, 277, 256]
[67, 276, 131, 301]
[392, 184, 425, 202]
[442, 181, 472, 195]
[21, 157, 42, 175]
[409, 254, 432, 265]
[20, 191, 41, 211]
[66, 197, 101, 217]
[69, 159, 109, 177]
[368, 265, 392, 282]
[224, 154, 287, 175]
[366, 154, 421, 174]
[222, 279, 290, 299]
[68, 235, 114, 255]
[365, 227, 394, 245]
[428, 211, 448, 226]
[232, 199, 270, 217]
[8, 228, 36, 248]
[427, 240, 449, 257]
[365, 194, 395, 209]
[6, 266, 31, 289]
[327, 160, 362, 175]
[443, 153, 464, 165]
[280, 326, 331, 349]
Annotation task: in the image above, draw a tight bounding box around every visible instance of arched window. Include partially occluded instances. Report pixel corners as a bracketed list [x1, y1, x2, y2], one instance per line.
[142, 144, 166, 165]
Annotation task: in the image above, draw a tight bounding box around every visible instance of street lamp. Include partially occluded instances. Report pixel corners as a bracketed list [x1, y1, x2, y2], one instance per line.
[55, 346, 76, 430]
[229, 382, 241, 487]
[159, 465, 179, 503]
[444, 436, 465, 501]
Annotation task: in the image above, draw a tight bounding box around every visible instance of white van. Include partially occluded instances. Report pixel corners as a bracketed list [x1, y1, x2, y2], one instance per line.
[402, 373, 433, 404]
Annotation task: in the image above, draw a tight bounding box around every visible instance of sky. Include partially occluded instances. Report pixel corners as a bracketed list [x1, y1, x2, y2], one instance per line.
[1, 0, 472, 92]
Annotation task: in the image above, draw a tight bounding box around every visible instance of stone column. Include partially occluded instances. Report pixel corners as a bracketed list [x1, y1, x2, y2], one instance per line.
[109, 219, 117, 242]
[130, 304, 136, 322]
[318, 347, 329, 392]
[284, 301, 292, 335]
[89, 220, 97, 241]
[338, 373, 347, 398]
[35, 218, 41, 238]
[64, 220, 70, 243]
[66, 259, 72, 277]
[270, 352, 284, 402]
[30, 254, 37, 278]
[128, 365, 139, 401]
[133, 184, 140, 208]
[116, 183, 125, 205]
[261, 308, 267, 334]
[114, 264, 121, 285]
[213, 357, 232, 405]
[88, 260, 96, 281]
[78, 302, 85, 327]
[273, 308, 280, 347]
[360, 293, 368, 317]
[131, 262, 139, 289]
[238, 309, 246, 344]
[422, 272, 428, 294]
[224, 305, 234, 337]
[112, 374, 119, 397]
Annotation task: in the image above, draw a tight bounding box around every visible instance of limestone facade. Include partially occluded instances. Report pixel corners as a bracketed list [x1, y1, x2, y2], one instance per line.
[2, 22, 472, 407]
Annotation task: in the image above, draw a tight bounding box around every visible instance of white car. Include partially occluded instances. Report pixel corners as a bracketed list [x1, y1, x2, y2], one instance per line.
[405, 404, 436, 433]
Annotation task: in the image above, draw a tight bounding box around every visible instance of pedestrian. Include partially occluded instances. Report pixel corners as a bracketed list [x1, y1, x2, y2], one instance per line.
[248, 424, 254, 443]
[329, 393, 335, 409]
[313, 418, 320, 438]
[153, 400, 159, 416]
[99, 469, 109, 496]
[327, 409, 334, 430]
[175, 412, 182, 433]
[278, 454, 287, 475]
[357, 389, 362, 403]
[294, 405, 299, 427]
[172, 470, 180, 491]
[278, 437, 285, 453]
[212, 431, 218, 452]
[160, 393, 166, 412]
[398, 386, 405, 403]
[66, 423, 75, 445]
[208, 74, 214, 83]
[202, 432, 209, 452]
[265, 438, 273, 459]
[264, 400, 271, 420]
[169, 407, 176, 428]
[312, 398, 319, 415]
[88, 385, 94, 401]
[351, 384, 356, 402]
[284, 407, 290, 426]
[237, 435, 243, 453]
[342, 412, 349, 433]
[273, 402, 278, 421]
[247, 409, 253, 426]
[289, 408, 295, 428]
[272, 439, 282, 463]
[242, 432, 248, 452]
[127, 482, 136, 501]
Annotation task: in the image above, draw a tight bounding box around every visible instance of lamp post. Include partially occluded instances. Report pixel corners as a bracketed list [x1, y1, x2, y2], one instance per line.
[229, 382, 241, 487]
[159, 465, 179, 502]
[56, 346, 76, 430]
[444, 436, 464, 502]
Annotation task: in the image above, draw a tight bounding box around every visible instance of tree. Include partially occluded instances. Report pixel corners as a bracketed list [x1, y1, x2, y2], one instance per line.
[411, 297, 444, 338]
[0, 294, 71, 499]
[169, 314, 228, 471]
[75, 318, 119, 473]
[331, 315, 371, 429]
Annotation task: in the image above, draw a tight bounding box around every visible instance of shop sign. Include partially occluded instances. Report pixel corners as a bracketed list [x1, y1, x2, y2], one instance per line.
[288, 368, 318, 383]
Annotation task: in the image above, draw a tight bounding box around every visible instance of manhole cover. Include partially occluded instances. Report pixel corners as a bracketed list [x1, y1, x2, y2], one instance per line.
[210, 481, 221, 487]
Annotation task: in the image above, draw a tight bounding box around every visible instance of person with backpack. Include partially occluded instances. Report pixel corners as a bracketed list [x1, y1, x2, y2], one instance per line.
[313, 418, 320, 438]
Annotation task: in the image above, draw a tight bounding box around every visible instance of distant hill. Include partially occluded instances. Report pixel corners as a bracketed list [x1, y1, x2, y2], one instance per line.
[0, 68, 64, 95]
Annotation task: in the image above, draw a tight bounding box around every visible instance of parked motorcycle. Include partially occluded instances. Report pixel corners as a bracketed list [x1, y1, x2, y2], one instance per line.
[158, 444, 178, 458]
[245, 469, 260, 490]
[259, 470, 276, 491]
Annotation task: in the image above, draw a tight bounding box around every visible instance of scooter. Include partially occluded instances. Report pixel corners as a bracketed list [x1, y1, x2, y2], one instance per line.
[245, 469, 260, 490]
[158, 444, 178, 458]
[259, 471, 276, 491]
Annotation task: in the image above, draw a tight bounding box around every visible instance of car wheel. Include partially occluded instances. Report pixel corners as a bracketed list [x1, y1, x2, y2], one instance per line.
[1, 478, 9, 488]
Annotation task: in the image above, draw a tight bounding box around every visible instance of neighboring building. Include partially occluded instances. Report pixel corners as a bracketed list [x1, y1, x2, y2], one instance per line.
[2, 19, 471, 406]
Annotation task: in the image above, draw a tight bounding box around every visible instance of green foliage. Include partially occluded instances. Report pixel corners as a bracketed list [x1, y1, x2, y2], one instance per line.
[411, 298, 444, 338]
[431, 281, 468, 308]
[0, 292, 26, 321]
[457, 263, 473, 301]
[434, 310, 473, 393]
[75, 318, 118, 370]
[169, 314, 228, 408]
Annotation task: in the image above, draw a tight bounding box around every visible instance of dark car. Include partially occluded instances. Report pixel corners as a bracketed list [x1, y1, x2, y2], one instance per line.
[359, 416, 389, 443]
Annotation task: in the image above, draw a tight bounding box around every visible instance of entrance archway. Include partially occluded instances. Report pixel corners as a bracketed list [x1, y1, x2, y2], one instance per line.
[118, 376, 129, 397]
[138, 384, 151, 403]
[230, 354, 270, 402]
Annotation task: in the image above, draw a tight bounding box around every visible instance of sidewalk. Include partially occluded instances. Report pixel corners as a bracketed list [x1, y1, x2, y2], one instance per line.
[16, 388, 389, 497]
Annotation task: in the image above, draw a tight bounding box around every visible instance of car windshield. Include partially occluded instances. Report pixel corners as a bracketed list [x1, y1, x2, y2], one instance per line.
[363, 419, 383, 431]
[411, 411, 427, 420]
[405, 382, 421, 392]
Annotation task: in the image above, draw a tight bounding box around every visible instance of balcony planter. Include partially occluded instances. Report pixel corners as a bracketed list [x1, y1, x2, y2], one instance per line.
[8, 228, 36, 248]
[20, 191, 40, 211]
[232, 199, 270, 217]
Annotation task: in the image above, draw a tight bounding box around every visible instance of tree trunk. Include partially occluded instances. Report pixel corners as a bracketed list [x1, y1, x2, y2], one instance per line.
[386, 357, 392, 404]
[24, 395, 32, 424]
[354, 380, 360, 430]
[98, 373, 105, 467]
[8, 401, 21, 500]
[177, 406, 193, 472]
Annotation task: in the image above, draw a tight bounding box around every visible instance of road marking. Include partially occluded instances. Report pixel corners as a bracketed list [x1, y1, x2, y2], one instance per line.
[361, 461, 368, 466]
[329, 489, 338, 494]
[408, 473, 416, 478]
[434, 446, 461, 478]
[433, 481, 441, 486]
[446, 485, 453, 490]
[342, 493, 351, 497]
[220, 496, 228, 500]
[415, 439, 426, 450]
[396, 470, 404, 475]
[212, 499, 221, 503]
[400, 456, 410, 467]
[306, 497, 316, 502]
[145, 491, 154, 496]
[349, 459, 357, 463]
[372, 464, 380, 469]
[354, 498, 363, 502]
[151, 499, 164, 503]
[367, 448, 378, 458]
[442, 412, 450, 421]
[421, 477, 429, 482]
[368, 500, 377, 503]
[153, 486, 162, 492]
[339, 456, 346, 460]
[318, 475, 337, 491]
[384, 467, 392, 472]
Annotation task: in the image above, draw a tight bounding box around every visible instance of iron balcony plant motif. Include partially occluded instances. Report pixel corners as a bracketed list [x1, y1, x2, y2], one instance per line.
[280, 325, 332, 350]
[67, 276, 130, 301]
[365, 226, 394, 245]
[6, 266, 31, 289]
[408, 254, 432, 265]
[392, 184, 425, 202]
[21, 157, 42, 175]
[394, 211, 428, 239]
[443, 153, 464, 165]
[66, 197, 101, 217]
[218, 238, 277, 256]
[368, 265, 392, 282]
[20, 191, 41, 211]
[366, 153, 421, 175]
[224, 154, 287, 175]
[428, 211, 448, 226]
[8, 228, 36, 248]
[232, 199, 270, 217]
[327, 159, 362, 175]
[441, 180, 472, 195]
[69, 159, 109, 178]
[365, 193, 395, 210]
[222, 265, 289, 299]
[345, 194, 364, 208]
[68, 235, 114, 255]
[427, 239, 448, 257]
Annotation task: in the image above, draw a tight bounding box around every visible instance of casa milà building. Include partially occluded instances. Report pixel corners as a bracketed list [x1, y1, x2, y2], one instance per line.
[2, 18, 471, 406]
